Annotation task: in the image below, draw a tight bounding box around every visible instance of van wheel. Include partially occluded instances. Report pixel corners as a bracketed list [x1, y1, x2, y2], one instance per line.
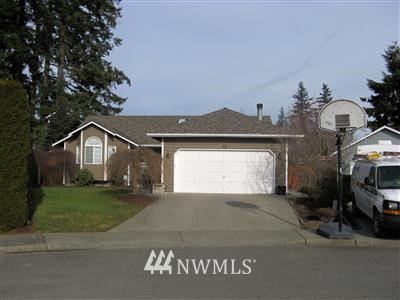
[350, 194, 361, 217]
[351, 199, 361, 217]
[373, 212, 386, 238]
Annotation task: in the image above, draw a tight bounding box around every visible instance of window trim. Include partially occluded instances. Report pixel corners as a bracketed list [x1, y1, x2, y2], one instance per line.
[107, 145, 117, 160]
[76, 145, 80, 164]
[84, 136, 103, 165]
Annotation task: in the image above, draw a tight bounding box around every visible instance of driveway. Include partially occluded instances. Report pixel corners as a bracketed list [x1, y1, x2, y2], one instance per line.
[110, 193, 300, 232]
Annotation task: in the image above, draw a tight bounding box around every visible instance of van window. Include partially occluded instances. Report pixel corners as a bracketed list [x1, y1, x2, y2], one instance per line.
[377, 166, 400, 189]
[368, 167, 376, 186]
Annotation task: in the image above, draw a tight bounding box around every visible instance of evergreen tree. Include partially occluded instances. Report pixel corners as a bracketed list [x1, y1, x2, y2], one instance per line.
[0, 80, 30, 230]
[44, 100, 80, 148]
[0, 0, 131, 146]
[361, 42, 400, 130]
[292, 81, 312, 116]
[316, 83, 333, 109]
[276, 107, 288, 127]
[291, 81, 312, 132]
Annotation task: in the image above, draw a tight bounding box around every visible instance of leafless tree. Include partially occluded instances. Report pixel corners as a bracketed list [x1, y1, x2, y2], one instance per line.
[108, 147, 161, 192]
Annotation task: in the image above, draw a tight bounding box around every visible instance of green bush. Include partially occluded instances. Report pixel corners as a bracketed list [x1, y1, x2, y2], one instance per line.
[0, 80, 30, 230]
[74, 169, 94, 186]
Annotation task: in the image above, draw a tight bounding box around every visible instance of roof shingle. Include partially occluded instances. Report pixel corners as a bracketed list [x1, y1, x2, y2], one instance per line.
[81, 108, 275, 145]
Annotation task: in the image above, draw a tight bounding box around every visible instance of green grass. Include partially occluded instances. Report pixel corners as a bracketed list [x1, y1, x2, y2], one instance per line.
[32, 186, 142, 232]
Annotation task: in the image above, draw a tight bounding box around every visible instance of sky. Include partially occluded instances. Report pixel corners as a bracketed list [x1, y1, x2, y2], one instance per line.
[110, 0, 399, 123]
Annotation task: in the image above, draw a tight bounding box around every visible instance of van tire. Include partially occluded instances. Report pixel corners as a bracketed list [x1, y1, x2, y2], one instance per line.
[373, 211, 386, 238]
[351, 198, 361, 217]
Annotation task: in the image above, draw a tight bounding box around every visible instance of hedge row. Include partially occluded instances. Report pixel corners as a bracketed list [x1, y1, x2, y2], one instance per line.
[0, 80, 30, 230]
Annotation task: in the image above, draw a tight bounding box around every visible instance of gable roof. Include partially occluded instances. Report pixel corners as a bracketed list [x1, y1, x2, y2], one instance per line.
[52, 108, 289, 147]
[331, 125, 400, 155]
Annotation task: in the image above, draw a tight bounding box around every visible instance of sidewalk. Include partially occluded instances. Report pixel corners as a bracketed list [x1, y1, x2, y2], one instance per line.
[1, 229, 399, 254]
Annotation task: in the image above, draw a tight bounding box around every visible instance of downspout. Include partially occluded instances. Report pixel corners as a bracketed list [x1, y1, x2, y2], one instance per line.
[285, 142, 288, 194]
[104, 132, 108, 180]
[161, 138, 164, 184]
[63, 141, 66, 185]
[127, 144, 131, 186]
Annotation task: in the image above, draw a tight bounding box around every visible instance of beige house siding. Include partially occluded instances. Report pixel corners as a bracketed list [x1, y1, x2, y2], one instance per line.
[65, 126, 128, 181]
[163, 137, 286, 192]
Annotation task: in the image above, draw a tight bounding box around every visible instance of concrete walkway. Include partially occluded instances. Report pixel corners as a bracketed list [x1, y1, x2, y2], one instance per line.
[110, 193, 300, 232]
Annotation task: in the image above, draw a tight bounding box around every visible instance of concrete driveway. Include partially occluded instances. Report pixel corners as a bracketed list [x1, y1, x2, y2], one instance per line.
[110, 193, 300, 232]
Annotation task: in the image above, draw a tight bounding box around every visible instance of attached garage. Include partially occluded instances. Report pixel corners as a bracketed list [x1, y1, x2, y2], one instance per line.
[174, 149, 275, 194]
[146, 107, 303, 194]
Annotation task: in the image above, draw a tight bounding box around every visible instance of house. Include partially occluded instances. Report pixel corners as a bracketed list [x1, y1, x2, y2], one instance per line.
[53, 104, 303, 194]
[336, 125, 400, 175]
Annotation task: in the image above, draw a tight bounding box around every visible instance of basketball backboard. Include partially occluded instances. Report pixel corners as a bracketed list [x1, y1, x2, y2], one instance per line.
[318, 99, 367, 133]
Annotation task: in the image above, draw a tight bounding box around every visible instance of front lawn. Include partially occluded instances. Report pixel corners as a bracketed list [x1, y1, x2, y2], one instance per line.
[32, 186, 146, 232]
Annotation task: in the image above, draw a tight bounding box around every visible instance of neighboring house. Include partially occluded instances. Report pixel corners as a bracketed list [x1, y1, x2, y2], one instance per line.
[335, 126, 400, 175]
[53, 105, 303, 194]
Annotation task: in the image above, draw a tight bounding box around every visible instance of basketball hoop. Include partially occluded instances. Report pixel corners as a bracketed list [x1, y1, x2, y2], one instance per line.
[318, 99, 367, 133]
[317, 100, 367, 239]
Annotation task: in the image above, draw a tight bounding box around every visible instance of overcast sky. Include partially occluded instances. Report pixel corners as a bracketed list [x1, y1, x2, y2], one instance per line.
[110, 0, 399, 123]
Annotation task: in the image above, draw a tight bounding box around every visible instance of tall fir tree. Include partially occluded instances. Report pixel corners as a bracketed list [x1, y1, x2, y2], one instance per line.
[361, 42, 400, 130]
[291, 81, 312, 132]
[316, 83, 333, 109]
[276, 107, 288, 127]
[0, 0, 131, 147]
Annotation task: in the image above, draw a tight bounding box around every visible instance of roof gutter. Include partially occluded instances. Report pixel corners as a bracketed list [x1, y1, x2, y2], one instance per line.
[146, 133, 304, 138]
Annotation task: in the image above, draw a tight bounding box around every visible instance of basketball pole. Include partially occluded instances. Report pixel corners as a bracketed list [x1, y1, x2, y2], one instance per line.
[336, 128, 345, 232]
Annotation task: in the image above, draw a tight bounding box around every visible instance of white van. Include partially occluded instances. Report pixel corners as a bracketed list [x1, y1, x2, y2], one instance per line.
[351, 158, 400, 237]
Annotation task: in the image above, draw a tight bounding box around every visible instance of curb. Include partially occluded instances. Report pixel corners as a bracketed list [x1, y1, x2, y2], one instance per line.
[1, 232, 399, 254]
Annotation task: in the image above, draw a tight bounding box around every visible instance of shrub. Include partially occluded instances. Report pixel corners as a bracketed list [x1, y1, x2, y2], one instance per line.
[74, 169, 94, 186]
[108, 148, 161, 191]
[0, 80, 30, 230]
[33, 149, 76, 185]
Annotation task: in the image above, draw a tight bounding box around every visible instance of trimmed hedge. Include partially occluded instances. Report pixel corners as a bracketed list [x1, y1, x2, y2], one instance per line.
[0, 80, 30, 230]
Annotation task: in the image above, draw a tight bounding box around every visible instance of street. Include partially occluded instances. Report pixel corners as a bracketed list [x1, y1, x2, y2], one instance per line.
[2, 246, 399, 299]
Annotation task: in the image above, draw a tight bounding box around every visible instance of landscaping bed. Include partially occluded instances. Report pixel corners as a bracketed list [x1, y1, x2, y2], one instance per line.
[289, 197, 336, 230]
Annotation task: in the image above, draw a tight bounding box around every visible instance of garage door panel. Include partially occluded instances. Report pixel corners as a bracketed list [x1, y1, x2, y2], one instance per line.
[223, 162, 248, 172]
[198, 161, 223, 171]
[199, 171, 223, 182]
[224, 182, 248, 194]
[199, 151, 224, 161]
[224, 171, 247, 181]
[199, 182, 224, 193]
[174, 150, 274, 194]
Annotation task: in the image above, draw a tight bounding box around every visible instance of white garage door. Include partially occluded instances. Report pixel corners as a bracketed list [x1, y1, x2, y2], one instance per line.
[174, 149, 274, 194]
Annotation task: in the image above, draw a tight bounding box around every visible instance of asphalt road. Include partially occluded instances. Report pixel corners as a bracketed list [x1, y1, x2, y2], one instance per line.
[2, 246, 399, 299]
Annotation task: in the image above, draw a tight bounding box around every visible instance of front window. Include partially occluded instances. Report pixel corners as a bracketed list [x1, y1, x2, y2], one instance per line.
[85, 137, 102, 164]
[108, 146, 117, 159]
[76, 146, 80, 164]
[377, 166, 400, 189]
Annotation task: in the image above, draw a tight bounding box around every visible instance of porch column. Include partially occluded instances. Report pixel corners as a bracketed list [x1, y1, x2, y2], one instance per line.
[80, 131, 83, 170]
[63, 141, 66, 185]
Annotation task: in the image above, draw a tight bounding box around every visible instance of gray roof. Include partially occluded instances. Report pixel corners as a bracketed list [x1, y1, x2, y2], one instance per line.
[82, 115, 190, 145]
[82, 108, 275, 145]
[154, 108, 275, 134]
